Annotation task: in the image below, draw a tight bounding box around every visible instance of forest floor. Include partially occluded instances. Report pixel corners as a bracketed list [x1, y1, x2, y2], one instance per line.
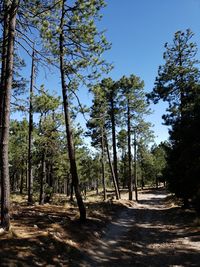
[0, 188, 200, 266]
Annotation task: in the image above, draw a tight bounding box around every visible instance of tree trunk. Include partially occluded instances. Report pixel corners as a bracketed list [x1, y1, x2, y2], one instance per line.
[70, 180, 74, 202]
[0, 1, 9, 229]
[105, 138, 120, 200]
[25, 160, 28, 190]
[27, 48, 35, 204]
[0, 1, 9, 134]
[96, 178, 99, 195]
[110, 99, 119, 191]
[127, 100, 133, 200]
[20, 166, 24, 194]
[0, 0, 18, 230]
[66, 173, 70, 197]
[101, 128, 107, 201]
[39, 153, 46, 205]
[0, 6, 8, 134]
[49, 164, 53, 187]
[133, 129, 138, 201]
[59, 0, 86, 221]
[10, 172, 15, 192]
[122, 152, 126, 189]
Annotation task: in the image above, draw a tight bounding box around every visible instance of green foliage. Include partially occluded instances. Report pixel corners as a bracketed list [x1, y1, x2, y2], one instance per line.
[33, 85, 61, 115]
[117, 129, 128, 154]
[118, 74, 151, 130]
[147, 29, 200, 125]
[87, 82, 108, 147]
[136, 142, 167, 186]
[38, 0, 111, 86]
[137, 144, 155, 185]
[148, 29, 200, 208]
[9, 118, 28, 168]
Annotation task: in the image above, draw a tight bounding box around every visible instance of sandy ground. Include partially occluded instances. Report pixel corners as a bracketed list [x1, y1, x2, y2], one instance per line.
[80, 189, 200, 267]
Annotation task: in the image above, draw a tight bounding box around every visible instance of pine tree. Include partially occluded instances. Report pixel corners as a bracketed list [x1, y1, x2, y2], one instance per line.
[33, 86, 61, 204]
[86, 86, 108, 200]
[37, 0, 110, 220]
[0, 0, 19, 230]
[118, 75, 150, 201]
[98, 78, 120, 190]
[147, 29, 200, 207]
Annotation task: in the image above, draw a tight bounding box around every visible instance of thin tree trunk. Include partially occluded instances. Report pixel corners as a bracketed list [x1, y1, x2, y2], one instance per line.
[46, 163, 53, 194]
[49, 164, 53, 187]
[0, 1, 8, 132]
[127, 100, 133, 200]
[16, 172, 19, 191]
[10, 172, 15, 192]
[96, 178, 99, 195]
[26, 160, 28, 190]
[101, 128, 107, 201]
[15, 172, 19, 192]
[122, 152, 126, 189]
[141, 157, 145, 190]
[0, 0, 18, 230]
[110, 99, 119, 191]
[133, 129, 138, 201]
[20, 166, 24, 194]
[59, 0, 86, 221]
[66, 173, 70, 197]
[39, 152, 46, 205]
[28, 47, 35, 204]
[70, 180, 74, 201]
[105, 138, 120, 200]
[63, 179, 67, 194]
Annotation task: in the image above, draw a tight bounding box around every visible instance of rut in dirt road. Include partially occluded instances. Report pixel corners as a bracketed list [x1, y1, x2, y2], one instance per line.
[80, 188, 200, 267]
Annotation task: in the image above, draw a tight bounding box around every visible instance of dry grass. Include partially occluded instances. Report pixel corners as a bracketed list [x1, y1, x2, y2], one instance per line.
[1, 188, 199, 266]
[0, 191, 130, 266]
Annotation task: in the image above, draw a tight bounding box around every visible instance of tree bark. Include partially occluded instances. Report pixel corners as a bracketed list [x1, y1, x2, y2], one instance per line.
[0, 0, 18, 230]
[127, 99, 133, 200]
[110, 98, 119, 192]
[70, 180, 74, 201]
[133, 129, 138, 201]
[101, 128, 107, 201]
[66, 173, 70, 197]
[39, 152, 46, 205]
[105, 138, 120, 200]
[0, 1, 9, 228]
[96, 178, 99, 195]
[20, 166, 24, 194]
[0, 3, 8, 133]
[59, 0, 86, 221]
[49, 164, 53, 187]
[27, 48, 35, 204]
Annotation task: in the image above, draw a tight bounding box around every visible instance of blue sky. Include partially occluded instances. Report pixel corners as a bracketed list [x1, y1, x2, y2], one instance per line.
[16, 0, 200, 144]
[97, 0, 200, 143]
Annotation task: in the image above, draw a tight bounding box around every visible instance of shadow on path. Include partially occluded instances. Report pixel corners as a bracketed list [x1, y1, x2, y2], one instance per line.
[80, 188, 200, 267]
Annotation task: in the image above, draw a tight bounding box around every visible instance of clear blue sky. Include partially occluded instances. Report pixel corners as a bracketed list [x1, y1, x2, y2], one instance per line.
[97, 0, 200, 143]
[16, 0, 200, 144]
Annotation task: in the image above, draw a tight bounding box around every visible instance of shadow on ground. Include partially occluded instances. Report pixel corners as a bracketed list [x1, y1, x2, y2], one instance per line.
[0, 233, 82, 267]
[0, 199, 125, 266]
[1, 189, 199, 266]
[80, 189, 200, 267]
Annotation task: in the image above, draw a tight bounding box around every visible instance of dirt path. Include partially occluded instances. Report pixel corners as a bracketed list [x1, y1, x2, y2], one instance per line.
[80, 189, 200, 267]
